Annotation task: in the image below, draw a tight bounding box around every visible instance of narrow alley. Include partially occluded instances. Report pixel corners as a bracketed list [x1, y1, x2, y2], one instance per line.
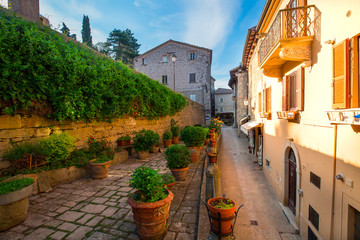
[217, 127, 301, 240]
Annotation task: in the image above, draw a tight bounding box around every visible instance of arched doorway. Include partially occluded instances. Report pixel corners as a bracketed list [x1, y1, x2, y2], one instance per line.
[288, 148, 297, 215]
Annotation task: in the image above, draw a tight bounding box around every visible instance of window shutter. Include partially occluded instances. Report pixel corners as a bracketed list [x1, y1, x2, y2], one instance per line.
[282, 76, 288, 111]
[258, 92, 262, 113]
[268, 87, 272, 112]
[332, 39, 349, 109]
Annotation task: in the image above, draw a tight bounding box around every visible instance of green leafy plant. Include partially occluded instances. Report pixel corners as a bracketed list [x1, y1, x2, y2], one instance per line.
[0, 9, 187, 121]
[66, 148, 91, 167]
[3, 142, 45, 162]
[91, 155, 111, 164]
[194, 124, 202, 127]
[163, 131, 173, 140]
[165, 145, 190, 169]
[117, 136, 131, 141]
[133, 129, 158, 152]
[210, 198, 235, 209]
[0, 178, 34, 195]
[39, 133, 75, 169]
[170, 125, 180, 137]
[203, 127, 210, 138]
[128, 166, 167, 202]
[180, 126, 206, 147]
[161, 174, 175, 185]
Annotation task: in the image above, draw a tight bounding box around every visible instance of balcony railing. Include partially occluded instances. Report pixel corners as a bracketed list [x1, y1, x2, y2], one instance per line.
[259, 5, 317, 65]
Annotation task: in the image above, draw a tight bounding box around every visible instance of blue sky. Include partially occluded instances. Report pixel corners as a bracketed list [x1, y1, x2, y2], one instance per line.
[38, 0, 266, 89]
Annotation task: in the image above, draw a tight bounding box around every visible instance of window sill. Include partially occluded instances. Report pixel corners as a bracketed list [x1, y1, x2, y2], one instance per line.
[260, 112, 272, 120]
[277, 111, 298, 120]
[325, 108, 360, 125]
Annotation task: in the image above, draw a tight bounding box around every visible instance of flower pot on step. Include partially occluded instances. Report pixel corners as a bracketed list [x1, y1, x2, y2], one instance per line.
[207, 197, 237, 235]
[128, 190, 173, 240]
[88, 159, 111, 179]
[170, 166, 189, 181]
[208, 153, 218, 163]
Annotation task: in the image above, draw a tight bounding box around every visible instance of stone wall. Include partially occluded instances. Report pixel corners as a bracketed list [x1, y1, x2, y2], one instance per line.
[0, 98, 205, 158]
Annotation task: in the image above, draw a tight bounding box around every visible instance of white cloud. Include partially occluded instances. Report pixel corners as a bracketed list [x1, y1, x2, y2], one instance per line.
[183, 0, 239, 49]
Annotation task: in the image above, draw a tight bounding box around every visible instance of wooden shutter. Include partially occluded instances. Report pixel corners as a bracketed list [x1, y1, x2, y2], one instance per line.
[258, 92, 262, 113]
[282, 76, 288, 111]
[300, 67, 304, 110]
[332, 39, 349, 109]
[266, 87, 271, 112]
[351, 35, 359, 108]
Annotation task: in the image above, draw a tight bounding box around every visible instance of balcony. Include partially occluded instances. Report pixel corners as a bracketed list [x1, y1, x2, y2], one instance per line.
[259, 5, 319, 79]
[325, 109, 360, 125]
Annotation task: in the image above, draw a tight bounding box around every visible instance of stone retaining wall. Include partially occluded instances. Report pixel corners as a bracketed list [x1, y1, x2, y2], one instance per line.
[0, 99, 205, 159]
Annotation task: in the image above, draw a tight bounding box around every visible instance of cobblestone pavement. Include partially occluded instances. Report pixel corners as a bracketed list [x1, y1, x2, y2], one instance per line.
[0, 149, 205, 240]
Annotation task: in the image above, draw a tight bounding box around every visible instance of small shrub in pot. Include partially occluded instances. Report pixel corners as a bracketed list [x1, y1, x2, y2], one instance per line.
[163, 131, 173, 148]
[133, 129, 157, 159]
[180, 126, 206, 147]
[165, 145, 190, 181]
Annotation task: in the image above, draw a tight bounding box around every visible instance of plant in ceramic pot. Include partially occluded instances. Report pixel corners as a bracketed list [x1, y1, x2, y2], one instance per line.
[207, 197, 237, 235]
[117, 136, 131, 147]
[88, 155, 112, 179]
[180, 126, 206, 162]
[0, 178, 34, 231]
[128, 166, 173, 240]
[163, 131, 173, 148]
[203, 128, 210, 145]
[208, 152, 218, 163]
[148, 131, 160, 153]
[161, 174, 176, 190]
[133, 129, 156, 159]
[170, 125, 180, 144]
[165, 145, 190, 181]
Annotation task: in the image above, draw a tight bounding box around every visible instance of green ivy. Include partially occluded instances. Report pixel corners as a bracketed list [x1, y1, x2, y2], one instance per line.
[0, 9, 187, 121]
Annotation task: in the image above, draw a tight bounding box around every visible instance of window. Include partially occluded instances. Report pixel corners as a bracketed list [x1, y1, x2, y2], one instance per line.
[220, 98, 224, 103]
[190, 52, 195, 60]
[310, 172, 321, 189]
[162, 56, 167, 63]
[309, 205, 319, 230]
[220, 107, 223, 112]
[142, 58, 147, 65]
[349, 205, 360, 240]
[190, 94, 196, 101]
[282, 67, 304, 111]
[162, 75, 168, 85]
[189, 73, 196, 83]
[332, 34, 360, 109]
[308, 226, 318, 240]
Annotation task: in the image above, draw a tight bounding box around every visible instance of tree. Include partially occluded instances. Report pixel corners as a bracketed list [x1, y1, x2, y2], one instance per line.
[70, 34, 77, 40]
[81, 15, 93, 47]
[94, 42, 111, 56]
[106, 28, 140, 65]
[60, 22, 70, 36]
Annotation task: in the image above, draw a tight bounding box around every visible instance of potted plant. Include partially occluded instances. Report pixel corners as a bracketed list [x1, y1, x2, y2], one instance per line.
[133, 129, 156, 159]
[165, 145, 191, 181]
[210, 139, 217, 147]
[163, 131, 173, 148]
[207, 197, 237, 235]
[88, 155, 112, 179]
[204, 128, 210, 145]
[208, 152, 218, 163]
[149, 132, 160, 153]
[0, 178, 34, 231]
[171, 125, 180, 144]
[161, 174, 176, 190]
[117, 136, 131, 146]
[180, 126, 206, 162]
[128, 167, 173, 240]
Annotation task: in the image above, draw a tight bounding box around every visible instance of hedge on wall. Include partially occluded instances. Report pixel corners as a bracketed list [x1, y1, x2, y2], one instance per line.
[0, 8, 187, 121]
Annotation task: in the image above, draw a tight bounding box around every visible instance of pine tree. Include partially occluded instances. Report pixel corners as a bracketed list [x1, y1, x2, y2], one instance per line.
[60, 22, 70, 36]
[81, 15, 93, 47]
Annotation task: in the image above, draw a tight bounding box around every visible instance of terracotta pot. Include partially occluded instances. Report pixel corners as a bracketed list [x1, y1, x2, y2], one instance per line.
[208, 153, 217, 163]
[207, 197, 237, 235]
[209, 129, 215, 133]
[128, 190, 173, 240]
[137, 151, 149, 160]
[118, 140, 125, 147]
[204, 139, 209, 145]
[172, 136, 179, 144]
[125, 140, 131, 145]
[151, 145, 159, 153]
[209, 133, 214, 139]
[163, 181, 175, 190]
[188, 147, 200, 162]
[88, 159, 111, 179]
[210, 139, 216, 147]
[163, 139, 172, 148]
[170, 166, 189, 181]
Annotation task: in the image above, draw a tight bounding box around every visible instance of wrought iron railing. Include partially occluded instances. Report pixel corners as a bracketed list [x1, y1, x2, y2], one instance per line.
[259, 5, 318, 65]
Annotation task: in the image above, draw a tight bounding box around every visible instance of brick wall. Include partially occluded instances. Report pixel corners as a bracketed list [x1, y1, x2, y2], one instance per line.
[0, 99, 205, 158]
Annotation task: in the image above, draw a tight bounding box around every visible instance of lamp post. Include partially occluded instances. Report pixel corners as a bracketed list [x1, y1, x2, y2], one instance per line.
[171, 54, 176, 91]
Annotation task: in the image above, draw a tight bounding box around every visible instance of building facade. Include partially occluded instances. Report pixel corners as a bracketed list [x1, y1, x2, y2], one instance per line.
[133, 40, 213, 120]
[238, 0, 360, 239]
[214, 88, 233, 115]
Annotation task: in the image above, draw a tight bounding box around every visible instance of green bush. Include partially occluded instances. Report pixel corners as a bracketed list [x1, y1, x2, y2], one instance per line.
[203, 127, 210, 138]
[3, 142, 45, 162]
[129, 166, 167, 202]
[170, 125, 180, 137]
[133, 129, 158, 152]
[165, 145, 190, 169]
[117, 136, 131, 141]
[66, 149, 91, 167]
[0, 9, 187, 121]
[163, 131, 173, 140]
[39, 133, 75, 168]
[162, 174, 175, 184]
[0, 178, 34, 194]
[180, 126, 206, 147]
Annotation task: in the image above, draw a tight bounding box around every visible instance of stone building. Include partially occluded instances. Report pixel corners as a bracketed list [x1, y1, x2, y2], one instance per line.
[237, 0, 360, 239]
[133, 40, 213, 120]
[214, 88, 233, 114]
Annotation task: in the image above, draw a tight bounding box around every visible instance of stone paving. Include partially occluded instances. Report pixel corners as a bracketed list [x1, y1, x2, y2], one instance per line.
[0, 149, 205, 240]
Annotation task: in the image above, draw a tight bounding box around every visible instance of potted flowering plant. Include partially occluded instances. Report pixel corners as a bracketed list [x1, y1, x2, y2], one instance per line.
[209, 118, 224, 134]
[128, 167, 173, 239]
[87, 136, 114, 179]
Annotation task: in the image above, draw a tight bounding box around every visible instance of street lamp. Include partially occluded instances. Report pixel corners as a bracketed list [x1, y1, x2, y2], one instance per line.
[172, 54, 176, 91]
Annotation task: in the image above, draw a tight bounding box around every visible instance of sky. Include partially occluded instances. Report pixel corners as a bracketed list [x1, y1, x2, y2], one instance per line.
[36, 0, 266, 90]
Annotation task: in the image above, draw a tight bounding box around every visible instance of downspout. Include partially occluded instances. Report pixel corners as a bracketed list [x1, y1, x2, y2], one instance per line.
[330, 124, 338, 240]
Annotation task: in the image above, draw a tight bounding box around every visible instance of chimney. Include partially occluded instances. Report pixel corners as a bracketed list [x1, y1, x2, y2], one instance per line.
[9, 0, 40, 23]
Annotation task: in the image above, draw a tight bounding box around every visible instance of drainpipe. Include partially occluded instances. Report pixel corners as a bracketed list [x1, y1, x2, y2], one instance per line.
[330, 124, 338, 240]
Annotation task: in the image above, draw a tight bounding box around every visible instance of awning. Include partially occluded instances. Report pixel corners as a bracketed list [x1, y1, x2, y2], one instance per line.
[240, 121, 262, 135]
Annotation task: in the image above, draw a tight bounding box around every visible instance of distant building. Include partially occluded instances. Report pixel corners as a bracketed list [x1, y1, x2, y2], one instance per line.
[3, 0, 49, 25]
[133, 40, 213, 120]
[214, 88, 233, 114]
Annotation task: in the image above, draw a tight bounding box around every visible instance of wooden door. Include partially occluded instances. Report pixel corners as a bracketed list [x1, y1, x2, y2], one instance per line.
[288, 149, 297, 215]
